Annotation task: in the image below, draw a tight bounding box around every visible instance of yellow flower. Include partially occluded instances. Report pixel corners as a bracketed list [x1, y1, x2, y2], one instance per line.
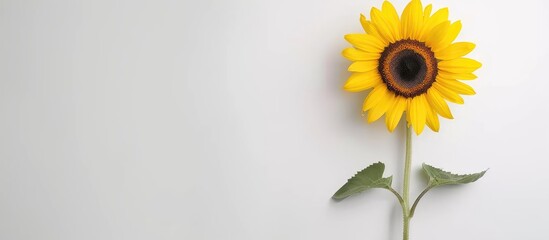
[343, 0, 480, 135]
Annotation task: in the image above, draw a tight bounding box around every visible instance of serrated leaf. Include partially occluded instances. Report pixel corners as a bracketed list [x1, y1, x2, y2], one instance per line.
[332, 162, 393, 200]
[422, 163, 487, 187]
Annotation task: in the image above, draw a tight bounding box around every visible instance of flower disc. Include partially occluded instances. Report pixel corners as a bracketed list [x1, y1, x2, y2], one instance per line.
[379, 40, 437, 98]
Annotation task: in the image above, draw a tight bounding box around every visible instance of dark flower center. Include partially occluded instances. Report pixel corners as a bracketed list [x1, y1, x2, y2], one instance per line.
[395, 51, 424, 81]
[378, 40, 437, 98]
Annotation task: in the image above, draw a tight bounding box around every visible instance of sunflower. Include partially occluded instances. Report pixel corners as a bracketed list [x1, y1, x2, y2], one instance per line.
[342, 0, 481, 135]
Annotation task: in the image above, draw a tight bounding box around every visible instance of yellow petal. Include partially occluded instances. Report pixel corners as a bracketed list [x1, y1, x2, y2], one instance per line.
[400, 2, 412, 38]
[433, 21, 462, 52]
[348, 60, 378, 72]
[382, 1, 400, 23]
[423, 4, 433, 23]
[409, 94, 427, 135]
[400, 0, 424, 40]
[370, 8, 396, 43]
[405, 98, 412, 127]
[425, 105, 440, 132]
[433, 82, 464, 104]
[360, 15, 388, 45]
[342, 48, 381, 61]
[438, 58, 482, 74]
[438, 71, 478, 80]
[344, 34, 385, 53]
[426, 88, 453, 119]
[410, 0, 424, 40]
[381, 1, 401, 40]
[360, 14, 371, 33]
[385, 96, 407, 132]
[418, 7, 448, 42]
[344, 71, 382, 92]
[435, 42, 476, 60]
[425, 21, 450, 50]
[437, 77, 476, 95]
[362, 84, 389, 111]
[367, 91, 395, 123]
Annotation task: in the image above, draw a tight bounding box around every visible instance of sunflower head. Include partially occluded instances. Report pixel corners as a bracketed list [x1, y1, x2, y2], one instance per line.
[342, 0, 480, 135]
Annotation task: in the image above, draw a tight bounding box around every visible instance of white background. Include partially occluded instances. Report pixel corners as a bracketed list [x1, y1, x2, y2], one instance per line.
[1, 0, 548, 239]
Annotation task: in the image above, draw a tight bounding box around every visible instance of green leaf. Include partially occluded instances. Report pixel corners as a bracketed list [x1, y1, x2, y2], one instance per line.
[332, 162, 393, 200]
[422, 163, 487, 187]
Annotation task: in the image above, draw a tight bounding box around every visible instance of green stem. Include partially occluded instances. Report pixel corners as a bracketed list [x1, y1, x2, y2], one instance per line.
[402, 125, 413, 240]
[403, 216, 410, 240]
[409, 185, 433, 218]
[388, 187, 406, 216]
